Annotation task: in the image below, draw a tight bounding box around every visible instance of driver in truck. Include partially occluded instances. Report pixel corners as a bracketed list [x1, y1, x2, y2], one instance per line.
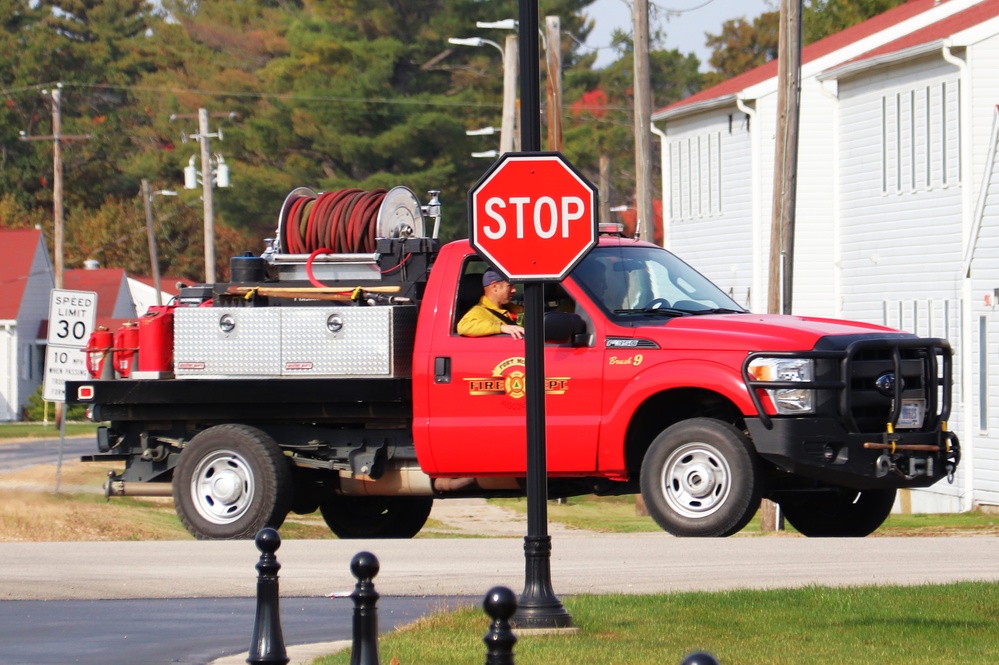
[457, 269, 525, 339]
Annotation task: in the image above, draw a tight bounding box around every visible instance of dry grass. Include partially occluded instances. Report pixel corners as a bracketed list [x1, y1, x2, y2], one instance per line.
[0, 460, 337, 541]
[0, 461, 188, 541]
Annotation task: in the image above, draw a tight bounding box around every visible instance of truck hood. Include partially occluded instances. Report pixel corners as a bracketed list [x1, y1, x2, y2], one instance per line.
[628, 313, 911, 352]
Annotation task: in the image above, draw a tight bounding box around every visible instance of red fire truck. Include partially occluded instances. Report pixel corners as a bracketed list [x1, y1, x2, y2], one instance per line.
[68, 187, 960, 540]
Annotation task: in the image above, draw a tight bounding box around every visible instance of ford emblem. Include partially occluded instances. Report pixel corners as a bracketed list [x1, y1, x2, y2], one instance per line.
[875, 372, 902, 396]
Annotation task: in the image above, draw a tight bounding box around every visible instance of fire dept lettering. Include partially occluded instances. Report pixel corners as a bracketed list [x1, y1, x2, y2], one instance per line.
[466, 357, 569, 398]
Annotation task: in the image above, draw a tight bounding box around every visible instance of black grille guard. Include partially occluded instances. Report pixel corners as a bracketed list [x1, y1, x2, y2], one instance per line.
[742, 338, 953, 432]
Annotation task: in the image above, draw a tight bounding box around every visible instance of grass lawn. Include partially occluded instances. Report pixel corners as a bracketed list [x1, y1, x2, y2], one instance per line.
[316, 582, 999, 665]
[0, 421, 98, 440]
[493, 495, 999, 536]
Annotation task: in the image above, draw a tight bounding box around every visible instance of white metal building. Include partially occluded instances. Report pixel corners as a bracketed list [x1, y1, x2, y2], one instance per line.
[651, 0, 999, 511]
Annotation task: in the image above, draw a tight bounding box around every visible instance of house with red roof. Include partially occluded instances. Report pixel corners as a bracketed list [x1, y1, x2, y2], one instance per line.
[651, 0, 999, 513]
[0, 229, 54, 420]
[0, 229, 176, 420]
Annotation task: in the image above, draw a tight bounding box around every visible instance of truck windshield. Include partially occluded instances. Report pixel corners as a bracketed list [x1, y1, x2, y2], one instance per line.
[570, 246, 746, 318]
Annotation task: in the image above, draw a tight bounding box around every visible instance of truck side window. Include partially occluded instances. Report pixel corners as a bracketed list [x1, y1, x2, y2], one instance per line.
[454, 260, 487, 333]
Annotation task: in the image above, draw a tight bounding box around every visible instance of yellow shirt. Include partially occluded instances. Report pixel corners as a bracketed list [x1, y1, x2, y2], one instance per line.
[457, 296, 524, 337]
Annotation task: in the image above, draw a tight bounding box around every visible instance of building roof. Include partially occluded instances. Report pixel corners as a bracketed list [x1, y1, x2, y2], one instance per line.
[63, 268, 130, 320]
[821, 0, 999, 80]
[0, 229, 47, 320]
[653, 0, 971, 120]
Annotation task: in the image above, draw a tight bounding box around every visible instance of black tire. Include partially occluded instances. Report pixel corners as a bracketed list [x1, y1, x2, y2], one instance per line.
[779, 487, 897, 537]
[173, 424, 292, 540]
[640, 418, 763, 537]
[320, 495, 433, 539]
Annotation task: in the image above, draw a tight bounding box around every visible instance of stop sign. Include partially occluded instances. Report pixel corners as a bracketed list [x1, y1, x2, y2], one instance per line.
[468, 152, 598, 281]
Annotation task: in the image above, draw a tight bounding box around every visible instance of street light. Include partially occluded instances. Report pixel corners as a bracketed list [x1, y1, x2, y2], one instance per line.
[448, 36, 504, 58]
[476, 19, 516, 30]
[141, 180, 178, 306]
[466, 126, 498, 136]
[449, 34, 518, 155]
[471, 150, 499, 159]
[475, 18, 546, 48]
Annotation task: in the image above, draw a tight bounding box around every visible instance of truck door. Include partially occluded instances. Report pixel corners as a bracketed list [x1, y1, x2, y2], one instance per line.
[423, 259, 603, 476]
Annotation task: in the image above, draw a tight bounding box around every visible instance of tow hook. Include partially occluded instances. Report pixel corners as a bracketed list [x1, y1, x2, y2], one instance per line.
[875, 454, 891, 478]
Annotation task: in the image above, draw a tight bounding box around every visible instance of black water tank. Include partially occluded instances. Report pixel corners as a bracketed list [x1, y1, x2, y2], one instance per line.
[230, 252, 266, 284]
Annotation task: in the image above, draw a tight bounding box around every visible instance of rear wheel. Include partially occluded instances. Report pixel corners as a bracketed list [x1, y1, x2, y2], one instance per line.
[779, 487, 896, 537]
[640, 418, 762, 537]
[320, 495, 433, 539]
[173, 424, 292, 540]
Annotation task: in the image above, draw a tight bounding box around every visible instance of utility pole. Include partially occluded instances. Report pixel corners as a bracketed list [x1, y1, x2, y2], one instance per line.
[768, 0, 802, 316]
[141, 179, 164, 306]
[632, 0, 655, 242]
[20, 83, 90, 428]
[545, 16, 563, 152]
[19, 85, 90, 290]
[502, 33, 519, 154]
[172, 108, 234, 283]
[599, 156, 612, 223]
[763, 0, 802, 533]
[198, 108, 215, 283]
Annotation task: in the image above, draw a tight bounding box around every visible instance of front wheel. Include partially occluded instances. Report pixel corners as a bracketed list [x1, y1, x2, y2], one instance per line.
[173, 424, 292, 540]
[779, 487, 897, 537]
[320, 495, 433, 539]
[640, 418, 762, 537]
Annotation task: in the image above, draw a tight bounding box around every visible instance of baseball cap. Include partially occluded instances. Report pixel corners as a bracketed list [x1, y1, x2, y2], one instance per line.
[482, 269, 506, 286]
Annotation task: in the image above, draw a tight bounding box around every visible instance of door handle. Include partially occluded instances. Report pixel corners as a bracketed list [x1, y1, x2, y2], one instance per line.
[434, 357, 451, 384]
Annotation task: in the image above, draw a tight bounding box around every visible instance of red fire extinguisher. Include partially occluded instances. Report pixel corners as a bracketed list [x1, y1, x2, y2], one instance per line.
[85, 327, 114, 379]
[113, 322, 140, 378]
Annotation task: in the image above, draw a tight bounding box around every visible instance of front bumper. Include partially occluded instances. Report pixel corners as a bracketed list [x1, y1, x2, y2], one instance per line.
[746, 416, 960, 490]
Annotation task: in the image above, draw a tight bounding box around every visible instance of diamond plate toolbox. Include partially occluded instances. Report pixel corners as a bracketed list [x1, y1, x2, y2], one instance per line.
[174, 306, 416, 378]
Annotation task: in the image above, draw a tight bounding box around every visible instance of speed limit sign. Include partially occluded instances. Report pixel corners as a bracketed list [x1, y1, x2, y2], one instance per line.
[46, 289, 97, 348]
[44, 289, 97, 402]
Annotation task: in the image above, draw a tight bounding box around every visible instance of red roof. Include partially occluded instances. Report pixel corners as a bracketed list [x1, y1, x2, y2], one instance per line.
[656, 0, 956, 116]
[63, 268, 129, 320]
[832, 0, 999, 71]
[0, 229, 46, 320]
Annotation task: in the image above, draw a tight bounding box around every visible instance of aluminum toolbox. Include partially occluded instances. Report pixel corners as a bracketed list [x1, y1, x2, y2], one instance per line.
[174, 305, 416, 378]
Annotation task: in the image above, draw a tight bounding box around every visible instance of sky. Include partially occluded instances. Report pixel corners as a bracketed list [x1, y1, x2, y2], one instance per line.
[582, 0, 775, 69]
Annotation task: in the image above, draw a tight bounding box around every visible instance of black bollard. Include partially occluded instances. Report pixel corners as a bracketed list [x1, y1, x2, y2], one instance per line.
[483, 586, 518, 665]
[349, 551, 381, 665]
[680, 651, 720, 665]
[247, 527, 289, 665]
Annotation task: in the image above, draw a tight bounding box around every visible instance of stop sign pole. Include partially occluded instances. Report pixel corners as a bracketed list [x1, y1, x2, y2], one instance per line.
[465, 0, 597, 629]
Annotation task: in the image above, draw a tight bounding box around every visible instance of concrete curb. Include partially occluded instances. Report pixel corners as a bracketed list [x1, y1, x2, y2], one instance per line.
[210, 639, 351, 664]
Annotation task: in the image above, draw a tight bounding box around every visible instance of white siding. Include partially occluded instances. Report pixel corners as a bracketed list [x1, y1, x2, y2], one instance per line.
[664, 111, 755, 308]
[837, 58, 964, 328]
[0, 325, 15, 421]
[792, 80, 839, 318]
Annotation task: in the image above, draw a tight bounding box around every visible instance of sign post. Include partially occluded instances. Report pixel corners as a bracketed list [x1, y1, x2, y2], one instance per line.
[43, 289, 97, 491]
[469, 151, 597, 629]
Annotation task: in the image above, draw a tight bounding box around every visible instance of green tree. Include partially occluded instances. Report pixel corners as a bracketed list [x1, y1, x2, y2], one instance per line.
[704, 11, 779, 87]
[704, 0, 908, 84]
[803, 0, 908, 44]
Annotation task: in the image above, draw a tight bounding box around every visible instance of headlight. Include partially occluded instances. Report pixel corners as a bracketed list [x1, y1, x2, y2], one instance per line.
[747, 358, 815, 415]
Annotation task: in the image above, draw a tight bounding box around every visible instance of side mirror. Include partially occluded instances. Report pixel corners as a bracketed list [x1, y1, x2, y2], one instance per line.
[544, 312, 586, 345]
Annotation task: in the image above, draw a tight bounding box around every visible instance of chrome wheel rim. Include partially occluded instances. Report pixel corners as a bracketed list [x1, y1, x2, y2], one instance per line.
[190, 450, 255, 525]
[660, 442, 732, 519]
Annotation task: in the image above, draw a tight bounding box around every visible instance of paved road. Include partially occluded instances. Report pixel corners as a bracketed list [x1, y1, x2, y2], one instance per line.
[0, 436, 95, 473]
[4, 535, 998, 601]
[0, 595, 465, 665]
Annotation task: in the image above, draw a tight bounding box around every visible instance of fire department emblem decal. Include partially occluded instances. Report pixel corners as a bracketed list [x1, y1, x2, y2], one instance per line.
[465, 357, 569, 399]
